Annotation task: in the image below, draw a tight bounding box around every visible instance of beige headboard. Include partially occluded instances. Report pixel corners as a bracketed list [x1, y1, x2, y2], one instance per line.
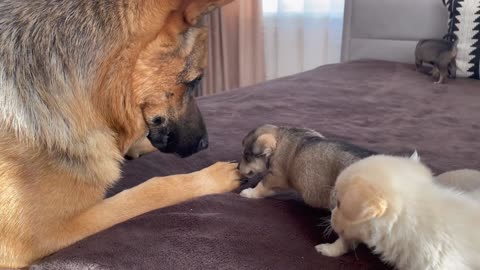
[341, 0, 448, 64]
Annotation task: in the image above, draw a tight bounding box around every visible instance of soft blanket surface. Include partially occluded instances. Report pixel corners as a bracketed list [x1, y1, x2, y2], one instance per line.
[31, 61, 480, 270]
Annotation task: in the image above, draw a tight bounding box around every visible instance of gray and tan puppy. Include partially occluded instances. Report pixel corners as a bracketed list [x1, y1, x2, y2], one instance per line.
[238, 125, 376, 208]
[415, 33, 458, 84]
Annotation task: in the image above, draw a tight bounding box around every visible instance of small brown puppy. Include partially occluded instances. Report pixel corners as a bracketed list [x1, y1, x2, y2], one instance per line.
[238, 125, 376, 208]
[415, 33, 458, 84]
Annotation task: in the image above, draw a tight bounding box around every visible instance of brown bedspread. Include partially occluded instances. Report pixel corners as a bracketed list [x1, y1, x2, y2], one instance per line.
[31, 61, 480, 270]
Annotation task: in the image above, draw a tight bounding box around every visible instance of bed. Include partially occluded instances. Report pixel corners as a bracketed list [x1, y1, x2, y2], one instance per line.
[32, 60, 480, 270]
[31, 0, 480, 269]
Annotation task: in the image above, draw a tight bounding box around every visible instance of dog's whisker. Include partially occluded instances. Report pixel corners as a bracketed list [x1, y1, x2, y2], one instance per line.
[352, 244, 359, 260]
[320, 221, 334, 238]
[319, 221, 331, 227]
[317, 217, 332, 227]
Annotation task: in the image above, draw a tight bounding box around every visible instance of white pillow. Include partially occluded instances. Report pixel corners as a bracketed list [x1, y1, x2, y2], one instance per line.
[443, 0, 480, 79]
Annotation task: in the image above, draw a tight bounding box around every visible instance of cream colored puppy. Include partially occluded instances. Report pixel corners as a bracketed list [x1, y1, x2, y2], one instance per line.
[316, 155, 480, 270]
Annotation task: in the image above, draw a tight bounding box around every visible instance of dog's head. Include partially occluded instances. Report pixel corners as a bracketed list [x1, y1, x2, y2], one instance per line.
[122, 0, 234, 159]
[238, 125, 279, 178]
[330, 155, 432, 243]
[132, 24, 208, 158]
[330, 175, 387, 243]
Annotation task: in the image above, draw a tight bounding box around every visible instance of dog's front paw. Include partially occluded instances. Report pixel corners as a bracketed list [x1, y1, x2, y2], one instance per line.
[198, 162, 241, 194]
[315, 243, 347, 257]
[240, 188, 263, 199]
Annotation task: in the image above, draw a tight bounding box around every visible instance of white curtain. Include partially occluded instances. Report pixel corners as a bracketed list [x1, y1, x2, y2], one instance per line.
[262, 0, 345, 80]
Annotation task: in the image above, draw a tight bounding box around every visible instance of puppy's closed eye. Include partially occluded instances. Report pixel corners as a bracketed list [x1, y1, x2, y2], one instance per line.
[337, 200, 341, 209]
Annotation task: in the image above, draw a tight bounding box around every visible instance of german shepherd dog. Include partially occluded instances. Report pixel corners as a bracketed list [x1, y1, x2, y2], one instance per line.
[0, 0, 241, 267]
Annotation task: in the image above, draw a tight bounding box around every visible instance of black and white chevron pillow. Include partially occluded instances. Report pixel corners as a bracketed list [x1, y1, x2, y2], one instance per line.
[443, 0, 480, 79]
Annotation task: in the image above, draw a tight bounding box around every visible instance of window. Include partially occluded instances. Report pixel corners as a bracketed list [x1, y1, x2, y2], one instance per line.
[262, 0, 344, 16]
[261, 0, 345, 80]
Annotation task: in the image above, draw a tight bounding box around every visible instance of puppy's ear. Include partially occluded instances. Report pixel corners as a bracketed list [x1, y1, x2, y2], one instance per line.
[256, 134, 277, 157]
[409, 150, 420, 162]
[183, 0, 234, 25]
[341, 178, 387, 223]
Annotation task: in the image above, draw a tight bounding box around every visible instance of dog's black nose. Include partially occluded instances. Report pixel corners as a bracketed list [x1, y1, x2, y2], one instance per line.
[196, 136, 209, 151]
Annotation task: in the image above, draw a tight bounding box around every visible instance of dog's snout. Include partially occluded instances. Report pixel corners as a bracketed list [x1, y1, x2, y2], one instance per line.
[196, 136, 209, 152]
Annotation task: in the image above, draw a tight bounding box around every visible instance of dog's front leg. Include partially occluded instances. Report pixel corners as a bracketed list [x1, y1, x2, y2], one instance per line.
[448, 59, 457, 79]
[315, 237, 355, 257]
[239, 173, 285, 199]
[239, 181, 276, 199]
[41, 162, 240, 261]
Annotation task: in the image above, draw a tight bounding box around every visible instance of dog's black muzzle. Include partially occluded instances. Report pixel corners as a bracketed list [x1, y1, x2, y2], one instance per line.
[147, 98, 208, 158]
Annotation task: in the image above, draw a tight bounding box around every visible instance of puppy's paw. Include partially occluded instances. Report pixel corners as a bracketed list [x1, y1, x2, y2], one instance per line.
[315, 243, 347, 257]
[199, 162, 241, 194]
[240, 188, 263, 199]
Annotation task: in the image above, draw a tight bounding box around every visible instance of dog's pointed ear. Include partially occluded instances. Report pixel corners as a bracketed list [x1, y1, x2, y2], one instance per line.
[256, 133, 277, 157]
[409, 150, 420, 162]
[183, 0, 234, 25]
[342, 178, 387, 223]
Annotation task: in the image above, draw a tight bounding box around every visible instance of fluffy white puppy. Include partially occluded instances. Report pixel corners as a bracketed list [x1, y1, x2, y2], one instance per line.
[316, 155, 480, 270]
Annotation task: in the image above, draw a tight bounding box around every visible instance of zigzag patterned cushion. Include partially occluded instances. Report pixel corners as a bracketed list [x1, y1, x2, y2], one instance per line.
[443, 0, 480, 79]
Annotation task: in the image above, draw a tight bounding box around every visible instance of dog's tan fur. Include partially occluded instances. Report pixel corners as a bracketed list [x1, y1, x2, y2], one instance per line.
[0, 0, 240, 267]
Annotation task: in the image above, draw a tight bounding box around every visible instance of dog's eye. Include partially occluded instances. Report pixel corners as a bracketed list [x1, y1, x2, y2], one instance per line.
[151, 116, 165, 126]
[184, 75, 203, 92]
[337, 200, 341, 209]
